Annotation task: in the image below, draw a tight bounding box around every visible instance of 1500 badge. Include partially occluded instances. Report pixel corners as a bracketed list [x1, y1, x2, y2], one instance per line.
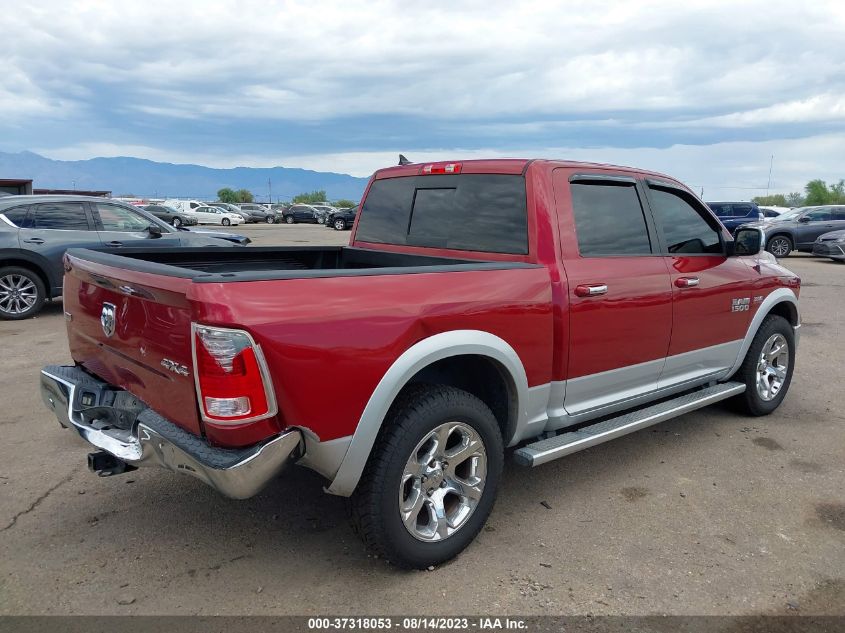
[731, 297, 751, 312]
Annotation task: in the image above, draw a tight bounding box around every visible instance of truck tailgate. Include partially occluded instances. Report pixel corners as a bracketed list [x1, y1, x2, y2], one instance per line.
[63, 253, 202, 436]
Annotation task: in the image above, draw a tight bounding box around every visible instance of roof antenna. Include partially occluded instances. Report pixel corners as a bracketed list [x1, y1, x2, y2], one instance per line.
[398, 154, 411, 166]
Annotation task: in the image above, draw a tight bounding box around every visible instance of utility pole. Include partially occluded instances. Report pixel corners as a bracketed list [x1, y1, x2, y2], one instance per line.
[268, 178, 272, 204]
[766, 154, 774, 197]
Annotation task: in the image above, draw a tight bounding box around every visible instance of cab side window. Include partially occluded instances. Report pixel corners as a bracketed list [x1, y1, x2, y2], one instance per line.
[570, 182, 652, 256]
[804, 208, 832, 222]
[30, 203, 91, 230]
[648, 186, 722, 255]
[95, 203, 151, 231]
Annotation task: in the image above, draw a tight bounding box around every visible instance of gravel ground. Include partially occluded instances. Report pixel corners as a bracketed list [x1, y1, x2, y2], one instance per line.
[0, 226, 842, 615]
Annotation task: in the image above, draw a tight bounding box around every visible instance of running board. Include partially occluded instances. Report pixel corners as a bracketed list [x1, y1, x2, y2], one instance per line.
[513, 381, 746, 467]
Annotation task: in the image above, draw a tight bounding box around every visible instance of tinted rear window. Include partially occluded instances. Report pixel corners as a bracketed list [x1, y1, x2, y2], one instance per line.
[570, 183, 652, 256]
[355, 174, 527, 254]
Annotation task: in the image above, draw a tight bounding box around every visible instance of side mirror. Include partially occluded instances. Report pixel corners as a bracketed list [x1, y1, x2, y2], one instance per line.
[147, 224, 163, 238]
[733, 227, 764, 256]
[798, 216, 810, 223]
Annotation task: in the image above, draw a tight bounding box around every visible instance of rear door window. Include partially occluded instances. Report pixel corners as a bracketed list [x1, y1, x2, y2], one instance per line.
[94, 203, 152, 231]
[30, 202, 91, 230]
[569, 182, 653, 256]
[1, 206, 30, 227]
[356, 174, 527, 254]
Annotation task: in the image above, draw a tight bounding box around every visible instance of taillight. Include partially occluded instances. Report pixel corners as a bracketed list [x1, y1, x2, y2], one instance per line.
[192, 324, 277, 425]
[420, 162, 462, 175]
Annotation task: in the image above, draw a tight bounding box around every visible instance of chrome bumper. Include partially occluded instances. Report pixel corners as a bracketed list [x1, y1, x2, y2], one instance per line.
[40, 365, 302, 499]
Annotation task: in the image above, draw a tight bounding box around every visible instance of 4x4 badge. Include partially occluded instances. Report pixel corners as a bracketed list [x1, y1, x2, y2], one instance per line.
[100, 303, 116, 337]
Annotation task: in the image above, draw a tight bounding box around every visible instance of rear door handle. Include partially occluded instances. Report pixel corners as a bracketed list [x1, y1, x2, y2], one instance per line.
[23, 238, 44, 244]
[574, 284, 608, 297]
[106, 241, 123, 247]
[675, 277, 700, 288]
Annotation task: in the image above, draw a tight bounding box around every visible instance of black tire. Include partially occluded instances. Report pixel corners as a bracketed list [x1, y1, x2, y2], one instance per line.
[172, 217, 182, 227]
[730, 315, 795, 416]
[349, 385, 504, 569]
[0, 266, 47, 320]
[285, 215, 295, 224]
[766, 235, 792, 258]
[333, 219, 346, 231]
[265, 215, 275, 224]
[222, 218, 231, 226]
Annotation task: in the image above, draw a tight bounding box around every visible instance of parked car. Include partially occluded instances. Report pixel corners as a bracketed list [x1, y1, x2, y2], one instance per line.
[812, 229, 845, 261]
[176, 226, 251, 246]
[743, 205, 845, 257]
[325, 207, 357, 230]
[311, 205, 337, 225]
[187, 205, 244, 226]
[40, 159, 801, 569]
[706, 201, 764, 233]
[0, 195, 234, 319]
[206, 203, 248, 223]
[759, 206, 791, 219]
[238, 203, 277, 224]
[282, 204, 321, 224]
[144, 204, 198, 227]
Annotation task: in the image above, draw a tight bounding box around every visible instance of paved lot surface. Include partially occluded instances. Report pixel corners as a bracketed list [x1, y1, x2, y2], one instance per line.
[0, 226, 843, 615]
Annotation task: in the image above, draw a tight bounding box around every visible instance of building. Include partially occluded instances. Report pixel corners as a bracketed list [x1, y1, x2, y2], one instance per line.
[0, 179, 33, 195]
[33, 188, 111, 197]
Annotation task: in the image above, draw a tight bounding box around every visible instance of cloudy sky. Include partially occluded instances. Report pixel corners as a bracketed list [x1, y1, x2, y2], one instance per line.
[3, 0, 845, 197]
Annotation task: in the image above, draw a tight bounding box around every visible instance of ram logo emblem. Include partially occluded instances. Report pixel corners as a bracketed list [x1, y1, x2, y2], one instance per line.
[731, 297, 750, 312]
[100, 303, 116, 338]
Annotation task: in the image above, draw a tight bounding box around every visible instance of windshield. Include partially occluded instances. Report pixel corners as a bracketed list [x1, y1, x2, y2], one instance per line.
[773, 207, 807, 221]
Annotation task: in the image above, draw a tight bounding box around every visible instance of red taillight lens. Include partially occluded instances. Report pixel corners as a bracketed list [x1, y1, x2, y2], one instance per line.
[420, 162, 462, 175]
[193, 325, 277, 424]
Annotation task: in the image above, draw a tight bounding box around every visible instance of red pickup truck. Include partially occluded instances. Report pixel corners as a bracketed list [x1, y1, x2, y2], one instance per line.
[41, 159, 801, 568]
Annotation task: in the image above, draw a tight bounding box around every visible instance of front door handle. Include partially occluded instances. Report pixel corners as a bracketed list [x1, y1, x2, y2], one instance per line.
[23, 238, 44, 244]
[106, 241, 123, 247]
[574, 284, 608, 297]
[675, 277, 700, 288]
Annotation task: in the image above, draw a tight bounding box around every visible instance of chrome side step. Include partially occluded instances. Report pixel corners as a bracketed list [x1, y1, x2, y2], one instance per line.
[513, 381, 746, 467]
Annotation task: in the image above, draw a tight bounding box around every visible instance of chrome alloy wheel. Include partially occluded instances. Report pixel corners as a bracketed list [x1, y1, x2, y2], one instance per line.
[756, 333, 789, 401]
[769, 237, 790, 257]
[0, 274, 38, 315]
[399, 421, 487, 542]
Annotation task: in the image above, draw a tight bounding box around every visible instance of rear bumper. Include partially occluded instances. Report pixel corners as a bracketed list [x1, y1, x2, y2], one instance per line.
[39, 365, 302, 499]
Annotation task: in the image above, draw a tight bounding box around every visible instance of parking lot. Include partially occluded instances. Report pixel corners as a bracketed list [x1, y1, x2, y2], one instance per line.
[0, 224, 842, 616]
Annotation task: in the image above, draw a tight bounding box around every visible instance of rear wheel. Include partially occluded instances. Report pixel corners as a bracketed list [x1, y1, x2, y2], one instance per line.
[334, 219, 346, 230]
[731, 315, 795, 416]
[222, 218, 231, 226]
[265, 215, 275, 224]
[0, 266, 46, 320]
[172, 217, 182, 227]
[349, 385, 503, 569]
[766, 235, 792, 258]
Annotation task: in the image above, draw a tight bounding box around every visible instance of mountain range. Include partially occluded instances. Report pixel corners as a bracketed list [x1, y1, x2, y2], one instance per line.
[0, 151, 368, 202]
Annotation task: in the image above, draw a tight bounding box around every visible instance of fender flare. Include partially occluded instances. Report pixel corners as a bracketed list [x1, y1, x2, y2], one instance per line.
[326, 330, 529, 497]
[0, 249, 59, 292]
[721, 287, 800, 379]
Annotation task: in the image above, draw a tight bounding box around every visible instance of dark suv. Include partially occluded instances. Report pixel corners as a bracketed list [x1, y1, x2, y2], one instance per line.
[706, 202, 763, 234]
[0, 195, 232, 320]
[742, 205, 845, 257]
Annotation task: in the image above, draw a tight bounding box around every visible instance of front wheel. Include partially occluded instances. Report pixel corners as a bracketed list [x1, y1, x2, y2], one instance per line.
[766, 235, 792, 258]
[0, 266, 46, 320]
[222, 218, 231, 226]
[731, 315, 795, 416]
[349, 385, 503, 569]
[265, 215, 275, 224]
[333, 219, 346, 231]
[285, 215, 295, 224]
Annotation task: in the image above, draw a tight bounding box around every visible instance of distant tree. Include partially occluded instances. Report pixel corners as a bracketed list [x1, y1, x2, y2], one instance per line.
[785, 192, 805, 207]
[217, 187, 239, 203]
[805, 179, 833, 206]
[292, 190, 328, 204]
[333, 199, 357, 208]
[831, 179, 845, 203]
[236, 189, 254, 203]
[751, 194, 787, 206]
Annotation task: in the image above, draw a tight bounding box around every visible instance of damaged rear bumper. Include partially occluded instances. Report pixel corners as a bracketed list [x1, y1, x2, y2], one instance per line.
[40, 365, 301, 499]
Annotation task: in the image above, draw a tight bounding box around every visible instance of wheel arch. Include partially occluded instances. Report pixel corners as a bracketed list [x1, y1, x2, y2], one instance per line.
[0, 252, 56, 297]
[325, 330, 529, 497]
[722, 287, 800, 380]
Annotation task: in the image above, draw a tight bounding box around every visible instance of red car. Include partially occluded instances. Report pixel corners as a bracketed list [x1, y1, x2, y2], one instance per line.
[41, 159, 800, 568]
